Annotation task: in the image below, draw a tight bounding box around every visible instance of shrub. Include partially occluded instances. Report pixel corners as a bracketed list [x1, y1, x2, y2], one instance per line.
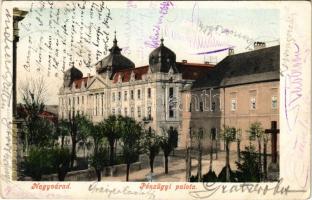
[23, 148, 54, 180]
[217, 166, 237, 182]
[190, 174, 198, 182]
[202, 170, 218, 182]
[235, 146, 262, 182]
[50, 147, 71, 181]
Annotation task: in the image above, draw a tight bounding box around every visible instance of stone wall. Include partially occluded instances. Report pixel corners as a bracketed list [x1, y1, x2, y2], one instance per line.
[39, 161, 142, 181]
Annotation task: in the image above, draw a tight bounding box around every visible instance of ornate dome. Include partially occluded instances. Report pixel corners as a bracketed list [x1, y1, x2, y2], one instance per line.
[63, 66, 83, 87]
[149, 38, 178, 73]
[96, 33, 135, 76]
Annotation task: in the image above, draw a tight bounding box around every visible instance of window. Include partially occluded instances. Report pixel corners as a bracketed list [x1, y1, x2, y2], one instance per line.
[199, 102, 203, 112]
[272, 96, 278, 109]
[118, 91, 121, 101]
[147, 106, 152, 119]
[169, 87, 174, 118]
[211, 102, 216, 111]
[124, 91, 127, 101]
[112, 108, 115, 115]
[250, 97, 256, 110]
[137, 89, 141, 99]
[137, 107, 141, 118]
[124, 107, 128, 116]
[169, 87, 174, 98]
[130, 90, 134, 100]
[148, 88, 151, 98]
[131, 107, 134, 117]
[189, 103, 192, 112]
[118, 108, 121, 115]
[69, 98, 71, 106]
[73, 97, 75, 106]
[77, 96, 79, 105]
[231, 99, 237, 111]
[112, 92, 115, 101]
[211, 128, 216, 140]
[82, 96, 84, 104]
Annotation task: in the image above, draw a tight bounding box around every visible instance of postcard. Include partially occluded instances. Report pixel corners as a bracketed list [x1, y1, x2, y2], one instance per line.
[0, 1, 311, 199]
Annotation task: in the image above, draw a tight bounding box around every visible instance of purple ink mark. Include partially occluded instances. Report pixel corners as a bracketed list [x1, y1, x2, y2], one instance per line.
[191, 1, 198, 25]
[284, 43, 303, 132]
[195, 46, 234, 55]
[284, 78, 290, 131]
[144, 1, 174, 48]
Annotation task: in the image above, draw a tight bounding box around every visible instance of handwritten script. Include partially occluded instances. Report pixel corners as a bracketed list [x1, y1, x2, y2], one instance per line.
[88, 182, 156, 199]
[189, 178, 290, 199]
[20, 1, 112, 77]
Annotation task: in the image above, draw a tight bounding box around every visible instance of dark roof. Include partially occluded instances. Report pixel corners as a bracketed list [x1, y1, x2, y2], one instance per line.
[149, 38, 178, 73]
[192, 45, 280, 89]
[96, 36, 135, 74]
[63, 66, 83, 87]
[176, 62, 214, 80]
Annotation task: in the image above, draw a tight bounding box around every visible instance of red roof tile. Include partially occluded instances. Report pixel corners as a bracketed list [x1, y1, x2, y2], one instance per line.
[73, 76, 93, 89]
[113, 66, 149, 83]
[73, 62, 214, 86]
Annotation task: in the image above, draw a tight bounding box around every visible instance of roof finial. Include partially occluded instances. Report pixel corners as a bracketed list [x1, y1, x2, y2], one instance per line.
[160, 37, 164, 46]
[113, 30, 117, 45]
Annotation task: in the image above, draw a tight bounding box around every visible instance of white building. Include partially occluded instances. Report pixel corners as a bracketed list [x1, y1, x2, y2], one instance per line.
[58, 35, 213, 148]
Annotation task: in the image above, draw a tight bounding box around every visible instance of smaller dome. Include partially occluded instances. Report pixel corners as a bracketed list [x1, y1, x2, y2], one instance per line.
[149, 38, 177, 73]
[63, 66, 83, 87]
[96, 32, 135, 75]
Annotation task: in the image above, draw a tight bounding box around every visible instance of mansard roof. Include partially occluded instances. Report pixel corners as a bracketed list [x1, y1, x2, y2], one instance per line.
[69, 61, 215, 87]
[192, 45, 280, 89]
[176, 62, 214, 80]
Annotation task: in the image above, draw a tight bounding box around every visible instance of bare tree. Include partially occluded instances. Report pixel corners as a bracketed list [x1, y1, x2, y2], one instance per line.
[18, 77, 55, 149]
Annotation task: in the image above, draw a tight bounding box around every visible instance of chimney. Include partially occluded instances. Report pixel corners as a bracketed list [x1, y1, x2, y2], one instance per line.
[254, 42, 266, 50]
[228, 48, 234, 56]
[182, 60, 187, 63]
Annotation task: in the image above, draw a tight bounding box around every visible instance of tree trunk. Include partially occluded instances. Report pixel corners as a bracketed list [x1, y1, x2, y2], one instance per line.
[164, 155, 169, 174]
[237, 140, 241, 163]
[197, 147, 202, 182]
[209, 140, 213, 171]
[70, 139, 76, 169]
[258, 139, 262, 180]
[215, 140, 218, 160]
[225, 141, 230, 182]
[150, 156, 155, 173]
[109, 141, 114, 165]
[58, 167, 67, 181]
[185, 147, 189, 181]
[96, 170, 101, 181]
[263, 141, 267, 180]
[126, 163, 130, 181]
[61, 135, 64, 149]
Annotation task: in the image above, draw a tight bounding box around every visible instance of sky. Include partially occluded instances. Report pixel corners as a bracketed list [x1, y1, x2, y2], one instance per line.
[14, 1, 280, 105]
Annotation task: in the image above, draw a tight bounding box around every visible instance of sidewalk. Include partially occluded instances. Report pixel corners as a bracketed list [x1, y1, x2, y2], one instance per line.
[102, 151, 239, 182]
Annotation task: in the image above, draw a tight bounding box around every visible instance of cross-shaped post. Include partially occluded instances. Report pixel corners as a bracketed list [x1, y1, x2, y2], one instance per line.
[265, 121, 280, 163]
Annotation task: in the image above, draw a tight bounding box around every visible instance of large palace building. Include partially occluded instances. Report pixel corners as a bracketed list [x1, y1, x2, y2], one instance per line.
[58, 35, 280, 150]
[58, 35, 213, 148]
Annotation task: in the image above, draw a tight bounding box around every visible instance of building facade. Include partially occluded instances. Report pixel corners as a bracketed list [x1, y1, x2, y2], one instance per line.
[181, 45, 280, 151]
[58, 35, 213, 148]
